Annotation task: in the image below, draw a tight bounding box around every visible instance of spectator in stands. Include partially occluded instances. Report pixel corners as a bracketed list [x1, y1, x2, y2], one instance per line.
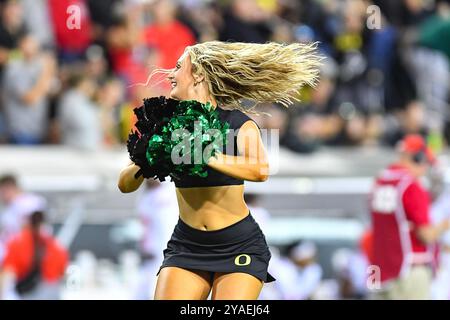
[105, 2, 148, 86]
[0, 211, 68, 300]
[57, 71, 101, 150]
[0, 0, 26, 72]
[21, 0, 54, 50]
[1, 32, 57, 144]
[383, 100, 427, 147]
[177, 0, 221, 43]
[85, 45, 109, 85]
[96, 77, 125, 147]
[143, 0, 195, 70]
[47, 0, 93, 63]
[283, 59, 343, 153]
[86, 0, 123, 44]
[419, 0, 450, 62]
[0, 174, 47, 264]
[219, 0, 273, 43]
[0, 0, 26, 140]
[106, 16, 136, 82]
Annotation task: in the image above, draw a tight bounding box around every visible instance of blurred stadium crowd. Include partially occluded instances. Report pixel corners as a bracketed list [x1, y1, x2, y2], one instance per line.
[0, 0, 449, 152]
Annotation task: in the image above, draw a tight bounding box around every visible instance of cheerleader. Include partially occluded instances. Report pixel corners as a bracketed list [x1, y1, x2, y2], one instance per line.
[118, 41, 321, 300]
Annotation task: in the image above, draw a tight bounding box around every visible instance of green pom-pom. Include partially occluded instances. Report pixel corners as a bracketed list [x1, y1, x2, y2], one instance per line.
[146, 100, 230, 178]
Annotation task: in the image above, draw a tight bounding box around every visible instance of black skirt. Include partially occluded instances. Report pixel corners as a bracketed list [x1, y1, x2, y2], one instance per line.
[158, 213, 275, 283]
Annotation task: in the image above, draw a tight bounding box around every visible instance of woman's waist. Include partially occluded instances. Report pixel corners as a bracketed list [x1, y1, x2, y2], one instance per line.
[178, 205, 249, 231]
[175, 184, 245, 198]
[176, 185, 245, 221]
[174, 212, 262, 245]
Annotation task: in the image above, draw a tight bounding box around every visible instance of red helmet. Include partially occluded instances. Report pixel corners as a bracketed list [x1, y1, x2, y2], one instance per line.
[397, 134, 436, 164]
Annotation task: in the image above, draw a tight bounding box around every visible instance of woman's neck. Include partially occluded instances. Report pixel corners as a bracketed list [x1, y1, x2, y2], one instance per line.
[194, 95, 218, 109]
[193, 81, 217, 109]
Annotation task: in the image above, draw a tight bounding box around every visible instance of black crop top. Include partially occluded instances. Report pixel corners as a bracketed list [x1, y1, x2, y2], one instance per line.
[171, 107, 258, 188]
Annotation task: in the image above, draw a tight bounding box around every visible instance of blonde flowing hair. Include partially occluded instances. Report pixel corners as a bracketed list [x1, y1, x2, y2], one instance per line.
[149, 41, 323, 113]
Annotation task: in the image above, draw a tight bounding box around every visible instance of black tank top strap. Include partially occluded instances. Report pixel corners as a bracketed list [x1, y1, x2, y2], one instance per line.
[217, 108, 260, 132]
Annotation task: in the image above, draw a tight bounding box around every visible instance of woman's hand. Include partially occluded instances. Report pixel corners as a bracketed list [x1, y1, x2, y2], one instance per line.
[118, 161, 145, 193]
[207, 120, 269, 182]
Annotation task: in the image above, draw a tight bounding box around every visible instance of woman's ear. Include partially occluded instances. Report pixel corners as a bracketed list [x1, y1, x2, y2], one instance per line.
[193, 73, 205, 85]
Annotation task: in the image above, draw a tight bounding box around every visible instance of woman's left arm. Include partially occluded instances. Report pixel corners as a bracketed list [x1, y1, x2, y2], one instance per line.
[207, 120, 269, 182]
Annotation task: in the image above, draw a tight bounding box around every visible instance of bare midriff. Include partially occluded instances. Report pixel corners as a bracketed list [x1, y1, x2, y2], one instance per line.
[175, 184, 249, 231]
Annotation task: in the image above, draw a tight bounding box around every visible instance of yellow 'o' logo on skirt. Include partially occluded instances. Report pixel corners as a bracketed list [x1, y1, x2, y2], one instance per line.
[234, 254, 251, 266]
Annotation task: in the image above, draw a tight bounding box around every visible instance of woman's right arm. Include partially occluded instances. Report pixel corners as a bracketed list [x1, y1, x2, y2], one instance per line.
[118, 162, 144, 193]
